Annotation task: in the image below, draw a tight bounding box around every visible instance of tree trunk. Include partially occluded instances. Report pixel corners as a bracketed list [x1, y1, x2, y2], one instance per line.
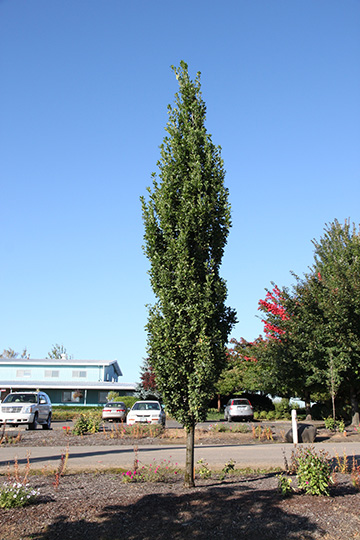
[350, 386, 360, 426]
[217, 394, 221, 413]
[331, 390, 336, 425]
[304, 390, 312, 421]
[184, 424, 195, 487]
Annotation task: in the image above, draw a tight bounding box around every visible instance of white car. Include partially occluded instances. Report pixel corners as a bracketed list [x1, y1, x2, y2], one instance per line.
[127, 400, 166, 426]
[0, 391, 52, 430]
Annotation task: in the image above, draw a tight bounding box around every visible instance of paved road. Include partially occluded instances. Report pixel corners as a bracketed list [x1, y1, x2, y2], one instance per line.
[1, 441, 360, 472]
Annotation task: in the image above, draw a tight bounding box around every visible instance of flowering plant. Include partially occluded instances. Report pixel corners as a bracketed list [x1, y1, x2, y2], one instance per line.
[277, 474, 293, 497]
[295, 446, 333, 496]
[196, 458, 212, 479]
[122, 458, 180, 483]
[0, 482, 39, 509]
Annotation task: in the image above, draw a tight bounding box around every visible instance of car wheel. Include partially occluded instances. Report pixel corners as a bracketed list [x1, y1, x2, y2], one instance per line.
[42, 413, 52, 430]
[28, 412, 38, 430]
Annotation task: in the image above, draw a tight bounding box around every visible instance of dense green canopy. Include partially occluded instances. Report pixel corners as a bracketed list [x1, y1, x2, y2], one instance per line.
[141, 61, 236, 485]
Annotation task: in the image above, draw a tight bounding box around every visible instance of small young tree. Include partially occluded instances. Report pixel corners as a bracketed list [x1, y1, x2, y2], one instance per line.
[141, 61, 236, 487]
[106, 391, 120, 402]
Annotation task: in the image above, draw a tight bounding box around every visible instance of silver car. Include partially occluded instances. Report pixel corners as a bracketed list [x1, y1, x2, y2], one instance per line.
[0, 391, 52, 430]
[224, 398, 254, 422]
[102, 401, 127, 422]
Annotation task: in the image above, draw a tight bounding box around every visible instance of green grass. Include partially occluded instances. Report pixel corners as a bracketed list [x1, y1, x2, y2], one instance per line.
[206, 409, 225, 422]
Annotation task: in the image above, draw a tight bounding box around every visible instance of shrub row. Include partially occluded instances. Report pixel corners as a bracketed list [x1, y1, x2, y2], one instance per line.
[52, 396, 139, 421]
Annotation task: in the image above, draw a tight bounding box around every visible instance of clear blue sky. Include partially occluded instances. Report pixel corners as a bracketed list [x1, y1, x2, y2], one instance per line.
[1, 0, 359, 384]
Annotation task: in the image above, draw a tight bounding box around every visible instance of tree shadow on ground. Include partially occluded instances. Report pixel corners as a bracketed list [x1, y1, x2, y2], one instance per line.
[30, 480, 323, 540]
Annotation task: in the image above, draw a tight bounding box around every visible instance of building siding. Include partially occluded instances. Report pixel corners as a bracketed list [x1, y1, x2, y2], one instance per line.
[0, 359, 134, 406]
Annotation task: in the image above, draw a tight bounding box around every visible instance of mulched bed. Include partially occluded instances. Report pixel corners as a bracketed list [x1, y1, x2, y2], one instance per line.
[0, 472, 359, 540]
[1, 423, 360, 539]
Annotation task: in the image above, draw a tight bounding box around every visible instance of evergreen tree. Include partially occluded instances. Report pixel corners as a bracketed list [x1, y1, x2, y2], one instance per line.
[141, 61, 236, 487]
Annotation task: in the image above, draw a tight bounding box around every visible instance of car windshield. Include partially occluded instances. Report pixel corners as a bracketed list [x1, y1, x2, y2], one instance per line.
[105, 402, 125, 408]
[232, 399, 249, 406]
[132, 402, 160, 411]
[4, 393, 37, 404]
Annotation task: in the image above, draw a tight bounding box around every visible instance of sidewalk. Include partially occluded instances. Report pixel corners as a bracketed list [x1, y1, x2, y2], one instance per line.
[1, 441, 360, 472]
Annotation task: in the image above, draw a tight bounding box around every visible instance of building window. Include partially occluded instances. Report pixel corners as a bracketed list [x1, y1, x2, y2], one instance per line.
[16, 369, 31, 378]
[98, 391, 108, 403]
[72, 370, 87, 378]
[62, 391, 81, 403]
[44, 370, 59, 378]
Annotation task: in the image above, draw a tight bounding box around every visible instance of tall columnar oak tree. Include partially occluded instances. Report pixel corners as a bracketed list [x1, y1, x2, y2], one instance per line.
[141, 61, 236, 487]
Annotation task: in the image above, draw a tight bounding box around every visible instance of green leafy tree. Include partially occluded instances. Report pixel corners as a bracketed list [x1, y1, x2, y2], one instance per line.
[141, 61, 236, 487]
[250, 281, 328, 416]
[248, 220, 360, 423]
[216, 337, 270, 397]
[252, 285, 303, 399]
[310, 219, 360, 423]
[287, 278, 329, 409]
[106, 391, 120, 402]
[47, 344, 72, 359]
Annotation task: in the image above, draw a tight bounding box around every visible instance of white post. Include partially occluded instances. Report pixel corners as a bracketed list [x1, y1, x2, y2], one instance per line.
[292, 409, 298, 446]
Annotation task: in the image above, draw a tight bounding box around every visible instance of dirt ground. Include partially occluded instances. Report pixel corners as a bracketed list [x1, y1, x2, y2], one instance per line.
[3, 419, 360, 447]
[1, 422, 360, 540]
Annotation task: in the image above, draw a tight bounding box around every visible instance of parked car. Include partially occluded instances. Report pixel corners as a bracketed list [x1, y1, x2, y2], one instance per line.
[102, 401, 127, 422]
[0, 391, 52, 430]
[127, 400, 166, 426]
[224, 398, 254, 422]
